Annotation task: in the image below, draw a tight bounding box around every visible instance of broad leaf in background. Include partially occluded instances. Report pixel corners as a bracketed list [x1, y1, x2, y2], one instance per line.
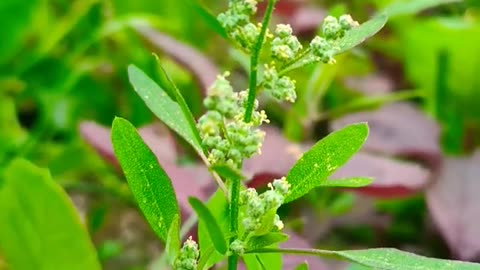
[427, 150, 480, 260]
[336, 14, 388, 54]
[184, 0, 227, 39]
[189, 197, 228, 255]
[383, 0, 462, 17]
[134, 25, 219, 93]
[294, 262, 309, 270]
[111, 117, 180, 242]
[247, 233, 289, 251]
[128, 64, 204, 154]
[0, 159, 101, 270]
[285, 123, 369, 203]
[0, 0, 39, 64]
[331, 248, 480, 270]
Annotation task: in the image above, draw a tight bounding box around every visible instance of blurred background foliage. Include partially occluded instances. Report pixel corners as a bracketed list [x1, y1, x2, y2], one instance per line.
[1, 0, 480, 269]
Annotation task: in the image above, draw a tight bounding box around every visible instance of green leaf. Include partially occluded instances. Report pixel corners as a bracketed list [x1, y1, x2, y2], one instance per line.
[334, 248, 480, 270]
[253, 208, 278, 236]
[285, 123, 369, 203]
[383, 0, 462, 17]
[337, 15, 388, 54]
[247, 233, 289, 251]
[111, 117, 180, 242]
[210, 163, 246, 181]
[185, 0, 227, 39]
[320, 177, 373, 188]
[295, 262, 309, 270]
[189, 197, 228, 255]
[198, 190, 230, 269]
[166, 214, 181, 264]
[0, 159, 101, 270]
[244, 251, 282, 270]
[127, 64, 203, 154]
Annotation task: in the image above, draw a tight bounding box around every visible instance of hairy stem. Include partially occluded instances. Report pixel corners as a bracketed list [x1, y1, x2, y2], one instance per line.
[246, 247, 338, 258]
[244, 0, 276, 122]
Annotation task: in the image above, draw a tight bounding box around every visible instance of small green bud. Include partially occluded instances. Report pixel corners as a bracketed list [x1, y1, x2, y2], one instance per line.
[322, 15, 343, 39]
[310, 36, 336, 64]
[272, 177, 290, 196]
[230, 239, 246, 256]
[174, 237, 199, 270]
[339, 14, 359, 31]
[273, 214, 284, 231]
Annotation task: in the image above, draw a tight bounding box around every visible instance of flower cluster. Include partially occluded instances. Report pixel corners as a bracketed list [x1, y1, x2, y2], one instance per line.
[218, 0, 265, 52]
[263, 64, 296, 103]
[240, 177, 290, 235]
[197, 73, 269, 167]
[271, 24, 302, 63]
[310, 14, 359, 64]
[174, 237, 199, 270]
[229, 178, 290, 255]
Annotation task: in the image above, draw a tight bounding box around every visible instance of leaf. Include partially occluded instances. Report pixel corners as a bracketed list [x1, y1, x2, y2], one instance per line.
[247, 233, 289, 251]
[294, 262, 309, 270]
[426, 150, 480, 260]
[128, 64, 204, 155]
[337, 14, 388, 54]
[285, 123, 369, 203]
[198, 190, 230, 269]
[333, 153, 430, 198]
[320, 177, 373, 188]
[333, 248, 480, 270]
[189, 197, 228, 255]
[211, 163, 246, 181]
[243, 252, 282, 270]
[166, 214, 181, 264]
[111, 117, 180, 242]
[80, 121, 211, 214]
[0, 159, 101, 270]
[280, 232, 328, 270]
[383, 0, 462, 17]
[133, 25, 219, 93]
[185, 0, 227, 39]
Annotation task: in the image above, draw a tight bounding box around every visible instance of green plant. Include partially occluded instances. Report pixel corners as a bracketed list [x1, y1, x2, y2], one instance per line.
[107, 0, 480, 270]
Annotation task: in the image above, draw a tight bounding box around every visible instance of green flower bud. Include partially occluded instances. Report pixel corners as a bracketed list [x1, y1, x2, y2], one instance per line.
[339, 14, 359, 31]
[310, 36, 336, 64]
[230, 239, 246, 256]
[322, 15, 343, 39]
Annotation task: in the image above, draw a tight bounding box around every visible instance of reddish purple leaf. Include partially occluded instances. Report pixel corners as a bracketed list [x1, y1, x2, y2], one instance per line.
[331, 103, 442, 170]
[332, 153, 430, 198]
[134, 25, 219, 94]
[426, 150, 480, 260]
[79, 121, 210, 216]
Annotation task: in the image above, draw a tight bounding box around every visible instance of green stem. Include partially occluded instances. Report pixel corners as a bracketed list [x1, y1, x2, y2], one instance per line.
[246, 247, 337, 258]
[279, 48, 311, 73]
[244, 0, 276, 123]
[228, 178, 240, 270]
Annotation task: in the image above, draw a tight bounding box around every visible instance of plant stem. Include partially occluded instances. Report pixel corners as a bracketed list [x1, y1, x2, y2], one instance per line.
[246, 247, 338, 258]
[227, 177, 241, 270]
[244, 0, 276, 123]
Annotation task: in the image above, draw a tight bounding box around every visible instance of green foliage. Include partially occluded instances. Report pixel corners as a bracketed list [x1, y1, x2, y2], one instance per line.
[285, 123, 369, 203]
[383, 0, 462, 17]
[166, 215, 181, 264]
[128, 64, 204, 155]
[189, 197, 228, 255]
[246, 233, 289, 251]
[334, 248, 480, 270]
[0, 159, 101, 270]
[111, 117, 180, 242]
[320, 177, 373, 188]
[337, 14, 388, 54]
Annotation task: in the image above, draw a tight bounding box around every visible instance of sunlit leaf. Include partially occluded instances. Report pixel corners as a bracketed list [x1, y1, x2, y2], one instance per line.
[127, 64, 203, 154]
[384, 0, 462, 17]
[320, 177, 373, 188]
[166, 214, 181, 264]
[285, 123, 369, 203]
[111, 117, 180, 242]
[0, 159, 101, 270]
[247, 233, 289, 251]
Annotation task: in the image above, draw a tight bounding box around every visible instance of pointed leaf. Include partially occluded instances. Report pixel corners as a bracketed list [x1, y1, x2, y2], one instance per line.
[211, 163, 246, 181]
[333, 248, 480, 270]
[189, 197, 228, 255]
[0, 159, 101, 270]
[127, 64, 203, 154]
[320, 177, 373, 188]
[337, 15, 388, 54]
[247, 233, 289, 251]
[111, 117, 180, 242]
[185, 0, 227, 38]
[285, 123, 369, 203]
[166, 214, 181, 264]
